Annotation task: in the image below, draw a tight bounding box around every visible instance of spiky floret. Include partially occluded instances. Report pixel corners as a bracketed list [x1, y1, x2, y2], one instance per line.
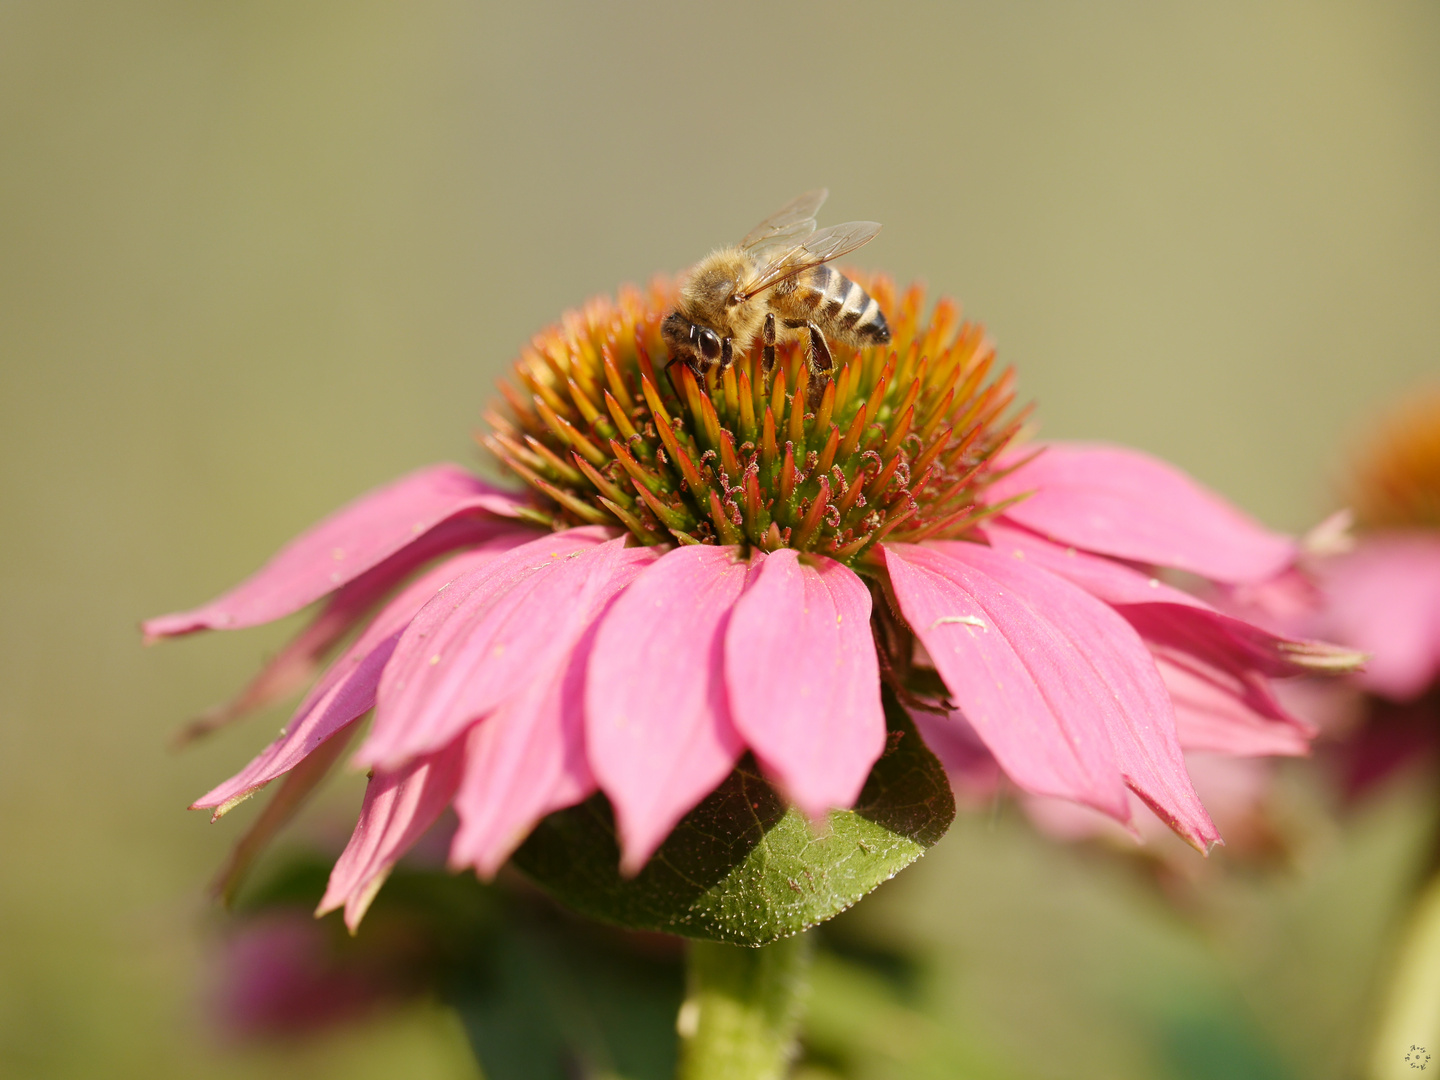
[480, 274, 1029, 567]
[1350, 386, 1440, 530]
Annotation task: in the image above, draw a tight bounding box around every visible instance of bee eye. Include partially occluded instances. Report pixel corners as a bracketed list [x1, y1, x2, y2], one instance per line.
[698, 329, 722, 361]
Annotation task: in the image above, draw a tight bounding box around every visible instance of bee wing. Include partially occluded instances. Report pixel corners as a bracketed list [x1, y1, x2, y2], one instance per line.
[738, 188, 829, 252]
[736, 220, 883, 299]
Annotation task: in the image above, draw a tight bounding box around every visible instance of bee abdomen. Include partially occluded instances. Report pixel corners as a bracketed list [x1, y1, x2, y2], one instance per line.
[798, 265, 889, 343]
[842, 287, 890, 343]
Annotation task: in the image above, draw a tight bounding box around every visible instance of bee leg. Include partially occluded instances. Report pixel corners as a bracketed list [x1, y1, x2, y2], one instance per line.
[762, 312, 777, 378]
[804, 322, 833, 406]
[663, 354, 695, 400]
[720, 337, 734, 372]
[780, 318, 834, 381]
[804, 323, 834, 376]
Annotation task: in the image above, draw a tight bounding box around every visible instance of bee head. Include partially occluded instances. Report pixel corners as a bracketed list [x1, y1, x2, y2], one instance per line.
[661, 311, 724, 368]
[693, 325, 723, 363]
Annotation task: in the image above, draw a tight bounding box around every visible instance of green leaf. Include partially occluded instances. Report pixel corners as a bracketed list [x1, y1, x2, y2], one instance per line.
[511, 693, 955, 946]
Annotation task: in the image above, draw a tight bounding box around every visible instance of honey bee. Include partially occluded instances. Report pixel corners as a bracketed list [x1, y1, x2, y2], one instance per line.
[661, 189, 891, 390]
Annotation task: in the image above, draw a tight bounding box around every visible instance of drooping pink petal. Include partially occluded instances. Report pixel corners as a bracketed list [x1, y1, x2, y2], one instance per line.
[1319, 533, 1440, 701]
[981, 521, 1360, 676]
[143, 464, 530, 639]
[357, 527, 617, 770]
[723, 550, 886, 821]
[910, 709, 1003, 806]
[1224, 566, 1326, 638]
[586, 544, 750, 874]
[317, 740, 467, 932]
[191, 540, 524, 815]
[203, 642, 398, 821]
[1024, 752, 1275, 850]
[986, 442, 1297, 585]
[1149, 643, 1314, 756]
[923, 540, 1218, 848]
[448, 543, 660, 877]
[1124, 601, 1319, 753]
[211, 724, 360, 903]
[172, 577, 385, 747]
[880, 543, 1130, 824]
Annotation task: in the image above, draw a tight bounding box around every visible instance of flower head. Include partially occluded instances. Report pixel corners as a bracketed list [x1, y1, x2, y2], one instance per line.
[147, 276, 1358, 930]
[481, 276, 1022, 559]
[1349, 386, 1440, 532]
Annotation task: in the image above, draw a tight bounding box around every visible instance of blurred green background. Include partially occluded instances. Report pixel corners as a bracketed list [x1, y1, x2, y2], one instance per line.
[2, 2, 1438, 1078]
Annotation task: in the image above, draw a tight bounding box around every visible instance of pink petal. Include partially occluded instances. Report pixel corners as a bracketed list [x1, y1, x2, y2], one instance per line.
[448, 544, 660, 877]
[357, 528, 618, 769]
[1319, 533, 1440, 701]
[1125, 600, 1319, 753]
[724, 550, 886, 820]
[144, 464, 530, 638]
[210, 723, 359, 903]
[910, 709, 1003, 806]
[1024, 752, 1275, 848]
[1149, 644, 1314, 756]
[173, 576, 387, 746]
[880, 543, 1130, 824]
[981, 519, 1223, 610]
[586, 544, 750, 874]
[925, 541, 1218, 848]
[317, 742, 467, 932]
[191, 542, 522, 815]
[981, 521, 1356, 676]
[987, 443, 1297, 585]
[1224, 567, 1326, 638]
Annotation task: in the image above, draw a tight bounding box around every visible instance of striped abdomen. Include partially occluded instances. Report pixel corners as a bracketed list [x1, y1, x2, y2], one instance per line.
[775, 263, 891, 345]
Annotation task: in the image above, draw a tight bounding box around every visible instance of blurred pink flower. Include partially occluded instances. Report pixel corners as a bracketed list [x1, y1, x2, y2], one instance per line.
[209, 909, 418, 1040]
[1268, 388, 1440, 799]
[1319, 384, 1440, 704]
[147, 282, 1356, 927]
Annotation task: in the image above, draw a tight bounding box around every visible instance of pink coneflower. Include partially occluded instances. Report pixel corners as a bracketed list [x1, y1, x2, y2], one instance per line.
[210, 909, 420, 1040]
[146, 275, 1357, 928]
[1320, 389, 1440, 701]
[1292, 389, 1440, 795]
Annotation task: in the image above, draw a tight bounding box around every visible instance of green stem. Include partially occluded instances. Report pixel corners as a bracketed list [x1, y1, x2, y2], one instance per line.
[675, 932, 814, 1080]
